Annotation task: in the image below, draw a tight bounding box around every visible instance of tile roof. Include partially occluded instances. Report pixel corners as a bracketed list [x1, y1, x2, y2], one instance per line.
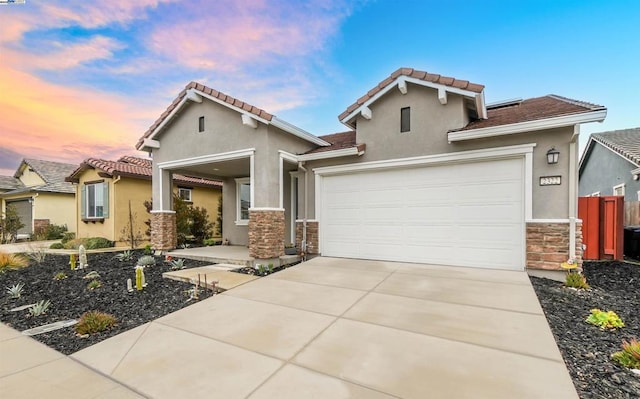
[338, 67, 485, 121]
[453, 95, 606, 131]
[5, 159, 78, 195]
[136, 82, 274, 149]
[303, 131, 364, 154]
[0, 175, 24, 191]
[66, 156, 222, 188]
[591, 128, 640, 166]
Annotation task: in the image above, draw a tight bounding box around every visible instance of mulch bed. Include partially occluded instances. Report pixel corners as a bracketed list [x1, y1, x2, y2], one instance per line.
[0, 250, 213, 355]
[530, 260, 640, 399]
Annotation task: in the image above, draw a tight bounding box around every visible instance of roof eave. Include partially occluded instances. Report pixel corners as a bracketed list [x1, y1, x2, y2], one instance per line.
[448, 109, 607, 143]
[298, 146, 365, 162]
[340, 76, 485, 128]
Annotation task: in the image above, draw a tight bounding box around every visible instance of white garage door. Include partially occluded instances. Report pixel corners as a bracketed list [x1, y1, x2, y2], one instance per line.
[319, 157, 524, 270]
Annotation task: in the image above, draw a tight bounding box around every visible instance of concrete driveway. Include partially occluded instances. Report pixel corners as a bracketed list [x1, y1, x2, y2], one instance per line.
[2, 257, 578, 398]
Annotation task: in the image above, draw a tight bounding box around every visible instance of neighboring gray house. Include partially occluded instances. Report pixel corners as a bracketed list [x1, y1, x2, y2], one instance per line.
[138, 68, 607, 271]
[579, 128, 640, 201]
[0, 159, 78, 236]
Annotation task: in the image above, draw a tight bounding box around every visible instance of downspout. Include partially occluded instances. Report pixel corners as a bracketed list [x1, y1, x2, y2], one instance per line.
[297, 162, 308, 253]
[568, 127, 578, 261]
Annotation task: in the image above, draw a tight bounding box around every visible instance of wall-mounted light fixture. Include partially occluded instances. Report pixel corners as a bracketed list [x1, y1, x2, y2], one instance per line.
[546, 148, 559, 164]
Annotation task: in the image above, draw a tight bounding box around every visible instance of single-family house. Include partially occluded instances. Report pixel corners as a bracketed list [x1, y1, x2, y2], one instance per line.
[0, 159, 77, 237]
[66, 156, 222, 246]
[137, 68, 607, 271]
[579, 128, 640, 201]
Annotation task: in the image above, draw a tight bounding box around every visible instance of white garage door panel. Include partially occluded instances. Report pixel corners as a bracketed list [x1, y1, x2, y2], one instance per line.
[320, 157, 524, 270]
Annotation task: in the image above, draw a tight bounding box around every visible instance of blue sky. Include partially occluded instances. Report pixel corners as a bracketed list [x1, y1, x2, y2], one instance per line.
[0, 0, 638, 175]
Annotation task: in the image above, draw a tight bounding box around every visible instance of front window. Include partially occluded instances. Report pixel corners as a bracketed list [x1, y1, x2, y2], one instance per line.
[178, 187, 192, 202]
[235, 177, 251, 225]
[86, 182, 104, 218]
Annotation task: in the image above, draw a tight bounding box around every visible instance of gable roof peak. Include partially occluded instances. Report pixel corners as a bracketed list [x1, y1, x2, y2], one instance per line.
[590, 127, 640, 166]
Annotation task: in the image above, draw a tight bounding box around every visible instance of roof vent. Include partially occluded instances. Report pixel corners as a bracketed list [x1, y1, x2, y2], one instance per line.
[486, 98, 523, 110]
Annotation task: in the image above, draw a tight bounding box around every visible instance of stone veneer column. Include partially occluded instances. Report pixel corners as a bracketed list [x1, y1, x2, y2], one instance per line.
[295, 221, 319, 255]
[249, 209, 285, 259]
[150, 211, 176, 250]
[526, 221, 583, 270]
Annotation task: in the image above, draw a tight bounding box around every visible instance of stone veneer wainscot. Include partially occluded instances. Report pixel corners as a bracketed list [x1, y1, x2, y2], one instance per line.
[248, 209, 285, 259]
[526, 221, 583, 270]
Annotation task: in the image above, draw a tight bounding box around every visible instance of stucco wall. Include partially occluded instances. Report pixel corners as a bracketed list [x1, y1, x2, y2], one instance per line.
[579, 143, 640, 201]
[301, 85, 576, 220]
[32, 192, 76, 232]
[16, 166, 45, 187]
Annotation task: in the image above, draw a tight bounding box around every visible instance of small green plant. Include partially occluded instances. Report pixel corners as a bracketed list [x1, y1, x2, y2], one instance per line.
[565, 272, 590, 289]
[61, 232, 75, 244]
[170, 258, 185, 270]
[114, 250, 134, 262]
[86, 279, 102, 290]
[203, 238, 221, 246]
[83, 271, 101, 279]
[143, 244, 153, 255]
[268, 263, 274, 273]
[53, 272, 68, 280]
[586, 309, 625, 330]
[0, 252, 29, 273]
[49, 242, 64, 249]
[6, 283, 25, 299]
[75, 311, 117, 335]
[137, 255, 156, 267]
[63, 237, 113, 250]
[28, 300, 51, 317]
[26, 246, 47, 264]
[180, 243, 191, 249]
[612, 338, 640, 369]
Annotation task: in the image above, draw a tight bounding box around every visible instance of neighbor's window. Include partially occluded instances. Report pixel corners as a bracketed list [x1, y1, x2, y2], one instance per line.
[198, 116, 205, 132]
[613, 184, 625, 197]
[400, 107, 410, 132]
[86, 182, 104, 218]
[235, 177, 251, 225]
[178, 187, 192, 202]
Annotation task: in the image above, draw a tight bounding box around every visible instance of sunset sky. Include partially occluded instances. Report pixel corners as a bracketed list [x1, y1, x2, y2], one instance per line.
[0, 0, 638, 176]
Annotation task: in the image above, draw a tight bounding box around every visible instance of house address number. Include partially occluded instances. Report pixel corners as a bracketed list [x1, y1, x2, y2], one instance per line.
[540, 176, 561, 186]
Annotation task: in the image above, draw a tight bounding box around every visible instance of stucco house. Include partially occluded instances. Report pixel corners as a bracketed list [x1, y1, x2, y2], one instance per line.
[579, 128, 640, 201]
[0, 158, 77, 237]
[137, 68, 607, 271]
[66, 156, 222, 246]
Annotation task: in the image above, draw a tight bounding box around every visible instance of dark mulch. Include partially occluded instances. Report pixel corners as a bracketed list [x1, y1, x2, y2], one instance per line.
[0, 251, 213, 355]
[531, 260, 640, 399]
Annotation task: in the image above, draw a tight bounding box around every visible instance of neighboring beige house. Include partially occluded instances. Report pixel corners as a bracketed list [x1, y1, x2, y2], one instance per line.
[137, 68, 607, 271]
[66, 156, 222, 246]
[0, 159, 77, 237]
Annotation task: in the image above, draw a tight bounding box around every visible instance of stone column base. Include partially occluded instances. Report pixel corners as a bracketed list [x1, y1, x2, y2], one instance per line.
[295, 220, 319, 255]
[150, 211, 176, 250]
[526, 221, 583, 270]
[249, 209, 285, 259]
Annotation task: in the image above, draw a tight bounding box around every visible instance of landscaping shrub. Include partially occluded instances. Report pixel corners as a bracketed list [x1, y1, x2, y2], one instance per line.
[0, 251, 29, 272]
[586, 309, 625, 330]
[34, 224, 68, 240]
[61, 232, 75, 244]
[565, 273, 590, 289]
[49, 242, 64, 249]
[75, 311, 117, 335]
[144, 196, 213, 246]
[611, 338, 640, 369]
[0, 204, 24, 244]
[63, 237, 114, 250]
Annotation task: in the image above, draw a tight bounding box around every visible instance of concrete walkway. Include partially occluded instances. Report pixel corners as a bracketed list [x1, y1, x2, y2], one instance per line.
[2, 257, 578, 398]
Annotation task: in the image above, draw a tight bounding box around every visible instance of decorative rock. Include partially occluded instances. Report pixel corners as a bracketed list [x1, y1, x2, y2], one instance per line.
[22, 320, 77, 336]
[10, 304, 36, 312]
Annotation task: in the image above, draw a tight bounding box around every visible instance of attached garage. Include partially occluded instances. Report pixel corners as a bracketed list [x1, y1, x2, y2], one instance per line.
[6, 199, 33, 235]
[317, 156, 526, 270]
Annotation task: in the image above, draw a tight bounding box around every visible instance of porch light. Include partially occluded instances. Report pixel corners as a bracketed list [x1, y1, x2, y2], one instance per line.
[546, 148, 559, 164]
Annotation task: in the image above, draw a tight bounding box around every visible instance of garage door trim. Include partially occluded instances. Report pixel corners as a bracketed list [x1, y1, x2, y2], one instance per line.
[313, 143, 534, 261]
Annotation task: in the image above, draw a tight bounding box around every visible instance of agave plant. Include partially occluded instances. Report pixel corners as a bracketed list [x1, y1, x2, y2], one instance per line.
[28, 300, 51, 317]
[6, 283, 25, 299]
[114, 250, 134, 262]
[137, 255, 156, 267]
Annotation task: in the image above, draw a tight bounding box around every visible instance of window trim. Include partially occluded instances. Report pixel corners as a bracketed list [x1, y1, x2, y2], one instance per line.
[85, 181, 105, 220]
[613, 183, 625, 197]
[235, 177, 251, 226]
[400, 107, 411, 133]
[178, 187, 192, 202]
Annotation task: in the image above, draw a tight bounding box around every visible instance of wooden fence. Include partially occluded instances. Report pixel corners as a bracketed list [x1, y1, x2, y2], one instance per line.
[625, 201, 640, 226]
